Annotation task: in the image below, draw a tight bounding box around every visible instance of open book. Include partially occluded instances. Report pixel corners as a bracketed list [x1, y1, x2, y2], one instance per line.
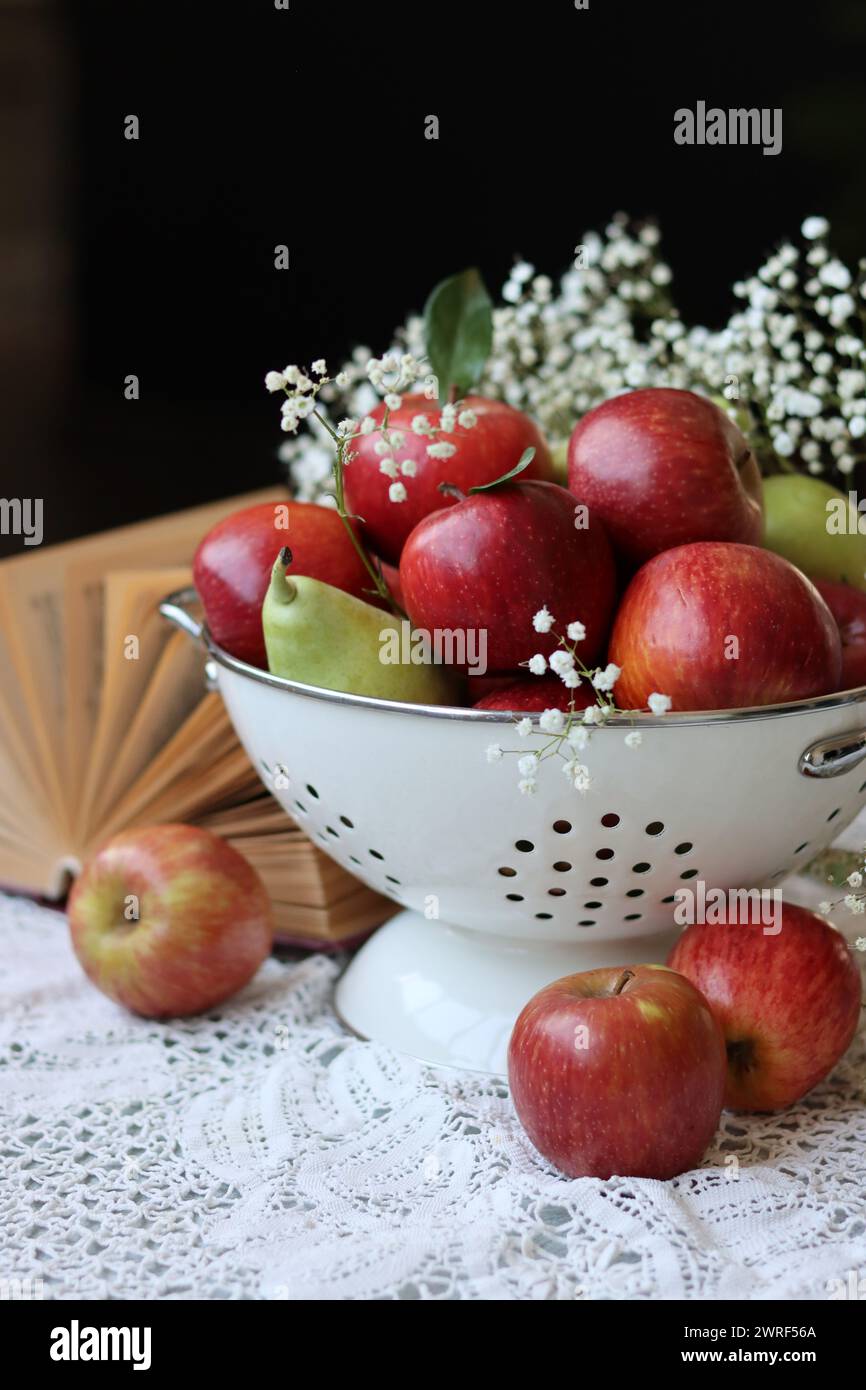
[0, 489, 393, 947]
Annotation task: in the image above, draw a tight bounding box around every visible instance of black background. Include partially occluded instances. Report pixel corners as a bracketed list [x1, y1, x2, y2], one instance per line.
[3, 0, 866, 553]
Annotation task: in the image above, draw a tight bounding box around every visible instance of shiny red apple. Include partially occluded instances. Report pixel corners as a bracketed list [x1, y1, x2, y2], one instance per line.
[610, 542, 842, 711]
[473, 676, 597, 712]
[400, 480, 616, 674]
[568, 388, 763, 567]
[668, 904, 862, 1111]
[193, 500, 373, 668]
[344, 394, 554, 562]
[68, 824, 274, 1017]
[508, 965, 726, 1179]
[813, 578, 866, 691]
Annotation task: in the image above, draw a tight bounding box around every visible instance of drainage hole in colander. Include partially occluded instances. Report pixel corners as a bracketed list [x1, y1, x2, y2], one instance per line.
[349, 855, 361, 866]
[326, 826, 339, 837]
[601, 813, 620, 828]
[624, 912, 642, 921]
[306, 784, 320, 798]
[827, 808, 841, 822]
[369, 849, 384, 860]
[590, 876, 608, 887]
[294, 801, 307, 815]
[515, 839, 534, 852]
[584, 900, 603, 909]
[553, 861, 572, 872]
[860, 780, 866, 793]
[626, 888, 644, 898]
[578, 919, 596, 927]
[548, 888, 567, 897]
[340, 815, 354, 829]
[661, 894, 676, 903]
[553, 820, 572, 834]
[794, 841, 809, 854]
[674, 841, 693, 855]
[680, 868, 699, 880]
[260, 759, 271, 773]
[498, 866, 517, 877]
[385, 875, 400, 885]
[535, 912, 553, 920]
[632, 861, 651, 874]
[506, 893, 524, 901]
[645, 820, 665, 836]
[596, 848, 614, 861]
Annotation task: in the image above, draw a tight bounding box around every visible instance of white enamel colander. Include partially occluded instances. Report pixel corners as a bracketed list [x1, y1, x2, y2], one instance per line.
[162, 587, 866, 1074]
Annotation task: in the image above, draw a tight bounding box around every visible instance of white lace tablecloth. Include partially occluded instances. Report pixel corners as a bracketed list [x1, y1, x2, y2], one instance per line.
[2, 840, 866, 1302]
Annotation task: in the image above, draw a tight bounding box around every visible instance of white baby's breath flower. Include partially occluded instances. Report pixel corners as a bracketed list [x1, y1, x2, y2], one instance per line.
[561, 669, 582, 689]
[567, 725, 589, 750]
[440, 404, 457, 432]
[385, 393, 402, 411]
[533, 606, 554, 633]
[801, 216, 830, 240]
[379, 458, 399, 479]
[847, 871, 863, 889]
[265, 370, 286, 392]
[427, 441, 458, 460]
[855, 936, 866, 952]
[388, 482, 408, 503]
[566, 620, 586, 642]
[538, 708, 565, 734]
[360, 416, 377, 434]
[312, 359, 327, 376]
[486, 744, 503, 764]
[336, 417, 358, 437]
[844, 894, 866, 915]
[516, 717, 533, 738]
[527, 654, 547, 676]
[518, 777, 537, 796]
[647, 692, 672, 716]
[549, 649, 575, 676]
[457, 409, 477, 429]
[583, 704, 606, 725]
[400, 458, 417, 477]
[411, 414, 433, 436]
[624, 730, 642, 748]
[517, 754, 539, 777]
[592, 662, 621, 693]
[335, 371, 350, 388]
[818, 901, 832, 915]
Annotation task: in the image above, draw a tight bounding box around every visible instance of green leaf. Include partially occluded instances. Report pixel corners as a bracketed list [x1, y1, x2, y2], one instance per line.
[467, 447, 535, 494]
[423, 268, 493, 405]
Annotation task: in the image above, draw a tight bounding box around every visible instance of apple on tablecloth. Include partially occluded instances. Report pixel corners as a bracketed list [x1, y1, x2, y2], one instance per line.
[668, 904, 862, 1111]
[508, 964, 727, 1179]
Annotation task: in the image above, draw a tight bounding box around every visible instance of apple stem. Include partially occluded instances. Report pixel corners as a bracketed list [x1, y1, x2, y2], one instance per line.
[612, 969, 635, 996]
[448, 383, 459, 405]
[438, 481, 466, 502]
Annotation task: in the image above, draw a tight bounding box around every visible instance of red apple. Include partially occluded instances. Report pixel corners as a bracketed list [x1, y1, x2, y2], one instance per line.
[813, 578, 866, 691]
[400, 481, 616, 674]
[193, 500, 373, 668]
[610, 542, 842, 711]
[508, 965, 726, 1179]
[344, 394, 555, 562]
[568, 388, 763, 567]
[68, 824, 274, 1017]
[668, 904, 861, 1111]
[473, 676, 597, 712]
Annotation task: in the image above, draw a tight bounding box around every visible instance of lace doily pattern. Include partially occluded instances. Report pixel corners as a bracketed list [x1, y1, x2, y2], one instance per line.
[1, 892, 865, 1301]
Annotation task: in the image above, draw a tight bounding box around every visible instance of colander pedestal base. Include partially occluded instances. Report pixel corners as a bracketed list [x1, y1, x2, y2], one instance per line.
[335, 909, 679, 1075]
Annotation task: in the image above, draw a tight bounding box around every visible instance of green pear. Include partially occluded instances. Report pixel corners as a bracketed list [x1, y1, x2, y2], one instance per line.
[762, 475, 866, 591]
[262, 549, 461, 704]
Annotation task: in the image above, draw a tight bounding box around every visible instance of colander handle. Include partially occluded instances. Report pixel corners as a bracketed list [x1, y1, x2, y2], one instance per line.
[159, 586, 204, 645]
[799, 728, 866, 778]
[159, 587, 219, 690]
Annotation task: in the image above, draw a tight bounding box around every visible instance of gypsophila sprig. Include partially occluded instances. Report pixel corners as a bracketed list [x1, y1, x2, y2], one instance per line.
[264, 349, 482, 607]
[484, 608, 670, 794]
[812, 845, 866, 946]
[281, 215, 866, 499]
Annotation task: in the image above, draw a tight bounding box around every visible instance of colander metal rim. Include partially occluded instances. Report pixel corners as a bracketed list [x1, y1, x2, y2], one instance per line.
[160, 586, 866, 728]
